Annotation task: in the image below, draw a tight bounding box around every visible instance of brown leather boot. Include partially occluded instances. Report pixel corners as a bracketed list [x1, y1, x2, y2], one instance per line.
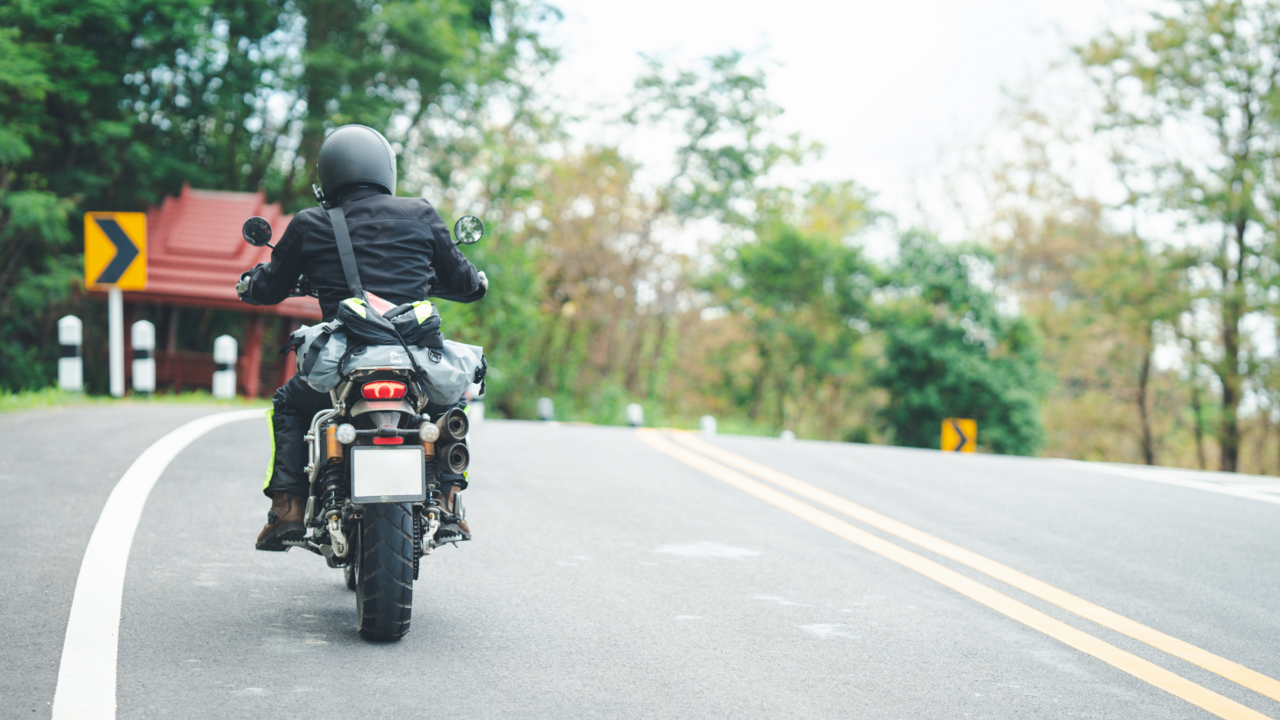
[434, 486, 471, 543]
[255, 492, 306, 551]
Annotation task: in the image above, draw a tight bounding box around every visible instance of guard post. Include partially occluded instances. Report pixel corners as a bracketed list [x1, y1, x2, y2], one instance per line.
[537, 397, 554, 421]
[57, 315, 83, 392]
[212, 335, 237, 399]
[131, 320, 155, 396]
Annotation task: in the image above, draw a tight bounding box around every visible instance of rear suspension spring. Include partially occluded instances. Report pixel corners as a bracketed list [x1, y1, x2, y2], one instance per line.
[319, 465, 347, 519]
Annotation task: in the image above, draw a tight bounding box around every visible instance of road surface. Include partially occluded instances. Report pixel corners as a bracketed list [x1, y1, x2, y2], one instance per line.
[4, 403, 1280, 719]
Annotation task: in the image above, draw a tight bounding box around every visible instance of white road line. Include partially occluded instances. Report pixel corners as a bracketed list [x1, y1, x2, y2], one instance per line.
[51, 409, 265, 720]
[1058, 460, 1280, 507]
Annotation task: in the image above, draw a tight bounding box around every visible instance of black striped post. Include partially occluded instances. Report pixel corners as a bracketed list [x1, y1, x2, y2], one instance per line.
[58, 315, 83, 392]
[212, 335, 237, 399]
[131, 320, 155, 395]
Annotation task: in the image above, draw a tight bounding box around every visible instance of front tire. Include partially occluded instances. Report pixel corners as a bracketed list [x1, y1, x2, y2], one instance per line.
[354, 503, 415, 640]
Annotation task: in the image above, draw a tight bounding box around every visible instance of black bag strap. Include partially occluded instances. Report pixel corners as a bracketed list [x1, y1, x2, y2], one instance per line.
[326, 205, 366, 302]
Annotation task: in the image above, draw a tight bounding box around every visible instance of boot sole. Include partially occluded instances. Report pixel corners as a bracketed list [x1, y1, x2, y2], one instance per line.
[255, 522, 306, 552]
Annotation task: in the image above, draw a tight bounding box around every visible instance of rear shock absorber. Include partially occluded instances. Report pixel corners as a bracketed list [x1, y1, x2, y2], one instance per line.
[320, 425, 347, 519]
[319, 465, 347, 519]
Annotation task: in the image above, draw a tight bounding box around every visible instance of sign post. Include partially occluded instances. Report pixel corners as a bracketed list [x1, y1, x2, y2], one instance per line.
[941, 418, 977, 453]
[85, 212, 147, 397]
[108, 290, 124, 397]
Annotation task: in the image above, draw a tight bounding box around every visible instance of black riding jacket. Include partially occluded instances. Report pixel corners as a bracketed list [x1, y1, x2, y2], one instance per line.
[245, 186, 485, 320]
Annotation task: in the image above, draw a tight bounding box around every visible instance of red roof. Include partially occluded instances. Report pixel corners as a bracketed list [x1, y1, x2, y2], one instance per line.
[113, 184, 322, 319]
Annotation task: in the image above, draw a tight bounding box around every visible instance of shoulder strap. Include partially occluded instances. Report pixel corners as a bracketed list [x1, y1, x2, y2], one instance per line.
[326, 205, 366, 302]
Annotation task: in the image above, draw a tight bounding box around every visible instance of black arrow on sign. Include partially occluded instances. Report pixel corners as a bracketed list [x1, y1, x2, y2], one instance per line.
[92, 216, 139, 285]
[949, 419, 970, 452]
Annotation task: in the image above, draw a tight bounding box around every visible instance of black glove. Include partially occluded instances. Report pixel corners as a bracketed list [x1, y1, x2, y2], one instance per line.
[236, 264, 266, 304]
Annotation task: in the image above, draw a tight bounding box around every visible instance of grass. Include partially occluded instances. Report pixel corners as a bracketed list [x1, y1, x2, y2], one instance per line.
[0, 387, 271, 414]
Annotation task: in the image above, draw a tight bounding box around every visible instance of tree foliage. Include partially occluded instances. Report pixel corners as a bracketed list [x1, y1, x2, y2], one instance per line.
[1081, 0, 1280, 470]
[0, 0, 547, 390]
[0, 5, 1085, 461]
[874, 233, 1048, 455]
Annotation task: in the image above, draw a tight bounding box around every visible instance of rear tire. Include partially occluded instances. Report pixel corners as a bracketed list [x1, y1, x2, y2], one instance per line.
[354, 503, 415, 640]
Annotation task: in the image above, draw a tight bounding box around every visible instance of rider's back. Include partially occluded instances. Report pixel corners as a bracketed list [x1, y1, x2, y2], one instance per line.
[250, 186, 485, 320]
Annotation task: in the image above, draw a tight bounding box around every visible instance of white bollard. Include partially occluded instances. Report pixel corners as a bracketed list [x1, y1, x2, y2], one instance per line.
[131, 320, 156, 395]
[626, 403, 644, 427]
[212, 335, 238, 399]
[780, 429, 796, 442]
[57, 315, 83, 392]
[536, 397, 554, 421]
[700, 415, 717, 435]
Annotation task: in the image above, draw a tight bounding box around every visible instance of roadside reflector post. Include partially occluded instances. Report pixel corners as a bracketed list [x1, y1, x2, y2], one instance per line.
[626, 403, 644, 427]
[700, 415, 717, 435]
[108, 288, 124, 397]
[57, 315, 83, 392]
[212, 335, 238, 399]
[941, 418, 976, 453]
[536, 397, 554, 422]
[131, 320, 155, 396]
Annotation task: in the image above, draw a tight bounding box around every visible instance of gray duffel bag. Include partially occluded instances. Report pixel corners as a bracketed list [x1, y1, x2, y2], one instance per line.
[287, 323, 484, 406]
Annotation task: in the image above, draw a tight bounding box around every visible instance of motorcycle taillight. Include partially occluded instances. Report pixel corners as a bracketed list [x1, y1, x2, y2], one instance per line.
[361, 380, 407, 400]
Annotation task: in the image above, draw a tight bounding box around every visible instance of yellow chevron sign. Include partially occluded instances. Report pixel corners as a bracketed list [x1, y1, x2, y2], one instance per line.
[941, 418, 976, 452]
[85, 212, 146, 290]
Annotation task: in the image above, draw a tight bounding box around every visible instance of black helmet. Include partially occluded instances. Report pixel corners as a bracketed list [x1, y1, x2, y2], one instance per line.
[317, 124, 397, 197]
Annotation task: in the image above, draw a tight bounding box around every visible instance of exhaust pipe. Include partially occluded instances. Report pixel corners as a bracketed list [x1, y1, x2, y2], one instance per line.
[438, 442, 470, 475]
[435, 407, 469, 441]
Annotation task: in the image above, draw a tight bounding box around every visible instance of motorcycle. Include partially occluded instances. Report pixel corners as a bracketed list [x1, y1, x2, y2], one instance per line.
[240, 212, 486, 641]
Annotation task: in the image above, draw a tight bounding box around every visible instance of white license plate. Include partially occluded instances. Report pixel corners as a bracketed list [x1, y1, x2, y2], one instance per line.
[350, 446, 425, 503]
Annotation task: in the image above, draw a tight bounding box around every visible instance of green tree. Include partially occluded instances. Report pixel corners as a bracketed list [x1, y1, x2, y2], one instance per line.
[1081, 0, 1280, 471]
[705, 182, 880, 436]
[625, 51, 812, 227]
[875, 232, 1048, 455]
[0, 0, 246, 389]
[0, 0, 552, 392]
[982, 96, 1194, 465]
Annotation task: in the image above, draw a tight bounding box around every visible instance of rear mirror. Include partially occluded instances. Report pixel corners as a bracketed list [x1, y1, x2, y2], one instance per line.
[242, 217, 273, 247]
[453, 215, 483, 245]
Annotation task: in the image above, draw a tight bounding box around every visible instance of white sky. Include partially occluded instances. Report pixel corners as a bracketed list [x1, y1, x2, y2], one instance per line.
[543, 0, 1157, 229]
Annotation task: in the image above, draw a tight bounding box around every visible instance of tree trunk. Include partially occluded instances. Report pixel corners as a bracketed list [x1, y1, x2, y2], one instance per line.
[642, 315, 669, 399]
[749, 341, 768, 421]
[1217, 225, 1244, 472]
[1137, 347, 1155, 465]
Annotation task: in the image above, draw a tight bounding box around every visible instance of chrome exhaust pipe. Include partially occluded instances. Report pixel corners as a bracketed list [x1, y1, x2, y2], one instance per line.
[439, 441, 470, 475]
[435, 407, 469, 441]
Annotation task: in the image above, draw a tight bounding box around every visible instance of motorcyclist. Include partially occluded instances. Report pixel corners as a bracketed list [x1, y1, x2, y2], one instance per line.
[237, 124, 486, 551]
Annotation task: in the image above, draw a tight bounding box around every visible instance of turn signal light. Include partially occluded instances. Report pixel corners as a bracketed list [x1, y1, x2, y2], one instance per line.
[362, 381, 407, 400]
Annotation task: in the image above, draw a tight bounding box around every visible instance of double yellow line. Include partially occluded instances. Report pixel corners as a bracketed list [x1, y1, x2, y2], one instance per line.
[637, 429, 1279, 720]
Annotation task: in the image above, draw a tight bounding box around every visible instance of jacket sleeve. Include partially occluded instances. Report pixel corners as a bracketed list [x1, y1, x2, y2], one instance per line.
[422, 201, 486, 303]
[246, 214, 308, 305]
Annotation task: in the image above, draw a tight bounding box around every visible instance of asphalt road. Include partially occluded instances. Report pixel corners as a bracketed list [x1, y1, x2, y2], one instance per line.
[4, 404, 1280, 719]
